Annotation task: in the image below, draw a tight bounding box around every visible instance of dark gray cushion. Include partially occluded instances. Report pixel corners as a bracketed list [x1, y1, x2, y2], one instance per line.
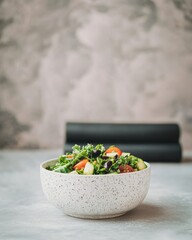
[64, 122, 182, 162]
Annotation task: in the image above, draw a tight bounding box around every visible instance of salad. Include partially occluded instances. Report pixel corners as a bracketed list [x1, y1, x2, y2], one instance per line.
[47, 144, 147, 175]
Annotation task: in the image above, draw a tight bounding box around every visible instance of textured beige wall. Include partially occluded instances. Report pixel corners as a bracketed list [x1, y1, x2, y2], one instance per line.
[0, 0, 192, 149]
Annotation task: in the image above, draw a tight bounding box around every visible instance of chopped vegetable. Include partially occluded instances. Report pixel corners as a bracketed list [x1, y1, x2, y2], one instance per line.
[119, 164, 134, 173]
[47, 144, 147, 175]
[106, 152, 118, 158]
[83, 162, 94, 175]
[136, 159, 147, 170]
[73, 159, 89, 170]
[105, 146, 122, 156]
[121, 152, 131, 157]
[104, 161, 112, 169]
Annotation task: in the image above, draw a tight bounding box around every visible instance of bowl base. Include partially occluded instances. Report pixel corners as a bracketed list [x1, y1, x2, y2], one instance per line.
[66, 211, 127, 219]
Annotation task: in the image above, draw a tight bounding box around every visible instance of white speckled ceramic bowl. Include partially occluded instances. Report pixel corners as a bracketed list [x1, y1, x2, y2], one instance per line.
[40, 159, 150, 219]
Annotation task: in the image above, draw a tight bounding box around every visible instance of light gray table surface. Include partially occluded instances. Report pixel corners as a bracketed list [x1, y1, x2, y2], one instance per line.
[0, 150, 192, 240]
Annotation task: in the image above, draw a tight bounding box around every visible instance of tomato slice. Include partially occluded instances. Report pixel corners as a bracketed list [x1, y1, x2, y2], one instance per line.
[105, 146, 122, 156]
[119, 164, 134, 173]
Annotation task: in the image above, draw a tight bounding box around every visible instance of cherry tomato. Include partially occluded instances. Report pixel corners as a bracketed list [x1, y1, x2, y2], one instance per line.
[105, 146, 122, 156]
[119, 164, 134, 173]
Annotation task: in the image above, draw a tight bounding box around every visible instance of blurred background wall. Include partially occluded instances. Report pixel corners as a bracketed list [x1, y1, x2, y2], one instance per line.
[0, 0, 192, 150]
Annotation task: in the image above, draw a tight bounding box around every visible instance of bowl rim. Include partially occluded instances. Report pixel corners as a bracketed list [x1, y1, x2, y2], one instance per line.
[40, 158, 150, 177]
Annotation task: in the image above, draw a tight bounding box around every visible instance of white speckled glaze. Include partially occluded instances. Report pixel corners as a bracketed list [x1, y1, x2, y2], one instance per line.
[40, 159, 150, 219]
